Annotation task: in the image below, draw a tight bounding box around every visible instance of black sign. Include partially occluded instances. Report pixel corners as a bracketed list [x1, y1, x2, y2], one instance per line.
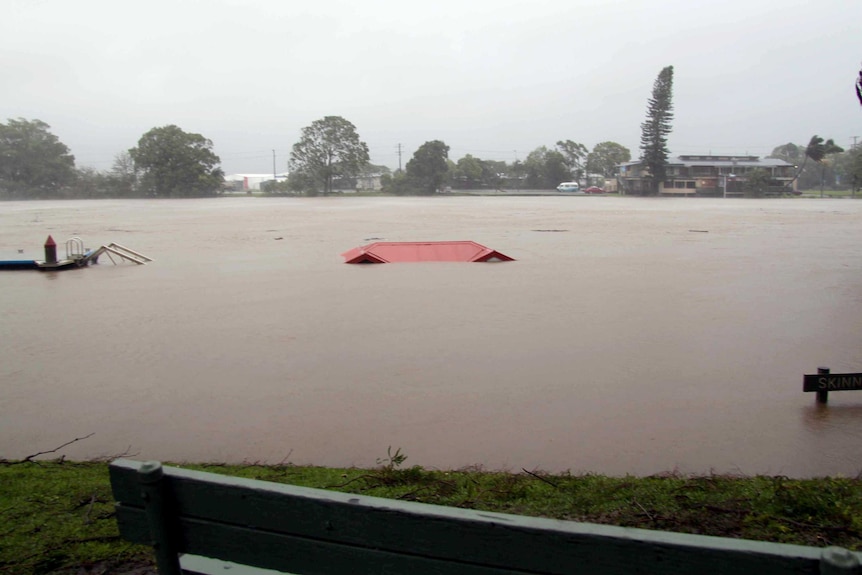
[803, 373, 862, 392]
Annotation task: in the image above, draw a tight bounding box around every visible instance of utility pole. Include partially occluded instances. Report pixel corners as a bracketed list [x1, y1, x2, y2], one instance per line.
[396, 143, 403, 173]
[852, 136, 859, 150]
[272, 149, 276, 179]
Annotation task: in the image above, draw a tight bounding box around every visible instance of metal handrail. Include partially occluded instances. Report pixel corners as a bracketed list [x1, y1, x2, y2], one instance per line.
[65, 237, 85, 259]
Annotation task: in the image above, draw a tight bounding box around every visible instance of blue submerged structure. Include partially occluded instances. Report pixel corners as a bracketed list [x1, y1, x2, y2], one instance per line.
[0, 236, 151, 271]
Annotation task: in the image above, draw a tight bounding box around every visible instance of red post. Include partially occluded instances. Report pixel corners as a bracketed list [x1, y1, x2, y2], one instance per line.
[44, 235, 57, 264]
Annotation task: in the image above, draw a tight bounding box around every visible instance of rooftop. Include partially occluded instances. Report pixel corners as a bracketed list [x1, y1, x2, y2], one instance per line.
[620, 155, 794, 169]
[341, 241, 514, 264]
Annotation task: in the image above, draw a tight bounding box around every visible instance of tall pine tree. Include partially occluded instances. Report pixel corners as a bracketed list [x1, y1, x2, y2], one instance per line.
[639, 66, 674, 195]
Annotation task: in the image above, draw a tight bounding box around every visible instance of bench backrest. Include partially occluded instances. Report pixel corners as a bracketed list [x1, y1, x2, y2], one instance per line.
[109, 459, 861, 575]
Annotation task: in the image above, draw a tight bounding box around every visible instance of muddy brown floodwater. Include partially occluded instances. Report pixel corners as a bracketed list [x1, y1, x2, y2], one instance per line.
[2, 196, 862, 476]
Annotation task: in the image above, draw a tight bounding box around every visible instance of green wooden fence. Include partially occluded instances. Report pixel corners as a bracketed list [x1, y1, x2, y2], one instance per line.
[109, 459, 862, 575]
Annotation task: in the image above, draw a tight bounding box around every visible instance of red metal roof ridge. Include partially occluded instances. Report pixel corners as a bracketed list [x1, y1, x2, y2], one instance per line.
[341, 241, 514, 263]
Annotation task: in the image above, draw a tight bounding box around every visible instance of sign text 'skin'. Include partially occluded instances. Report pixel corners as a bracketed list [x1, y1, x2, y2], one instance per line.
[803, 373, 862, 392]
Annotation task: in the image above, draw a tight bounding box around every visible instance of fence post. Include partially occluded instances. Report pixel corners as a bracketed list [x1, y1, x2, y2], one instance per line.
[138, 461, 182, 575]
[820, 546, 861, 574]
[817, 367, 830, 404]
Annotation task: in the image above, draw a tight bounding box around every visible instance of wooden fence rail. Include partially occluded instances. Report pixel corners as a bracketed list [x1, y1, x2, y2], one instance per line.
[109, 459, 862, 575]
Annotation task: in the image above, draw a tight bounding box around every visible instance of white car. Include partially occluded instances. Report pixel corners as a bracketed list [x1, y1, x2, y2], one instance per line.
[556, 182, 582, 193]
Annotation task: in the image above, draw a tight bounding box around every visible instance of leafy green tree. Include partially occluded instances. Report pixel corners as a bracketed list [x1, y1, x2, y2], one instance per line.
[130, 125, 223, 197]
[639, 65, 675, 195]
[555, 140, 588, 182]
[777, 137, 844, 191]
[523, 149, 545, 188]
[445, 159, 457, 184]
[285, 170, 317, 195]
[0, 118, 76, 198]
[452, 154, 483, 188]
[110, 151, 137, 197]
[846, 148, 862, 195]
[378, 172, 393, 191]
[769, 143, 802, 164]
[805, 135, 843, 165]
[289, 116, 369, 195]
[832, 148, 862, 195]
[544, 151, 569, 188]
[586, 141, 632, 178]
[70, 167, 111, 199]
[406, 140, 450, 194]
[524, 146, 569, 188]
[805, 136, 844, 196]
[743, 168, 772, 198]
[446, 155, 505, 189]
[506, 159, 526, 189]
[381, 170, 412, 195]
[769, 142, 824, 191]
[479, 159, 505, 189]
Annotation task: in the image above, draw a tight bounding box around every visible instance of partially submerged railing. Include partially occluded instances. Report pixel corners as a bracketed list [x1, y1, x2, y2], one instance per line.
[65, 236, 86, 260]
[86, 243, 152, 265]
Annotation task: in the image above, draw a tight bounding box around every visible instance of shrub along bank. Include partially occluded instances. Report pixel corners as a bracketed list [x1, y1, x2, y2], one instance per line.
[1, 459, 861, 574]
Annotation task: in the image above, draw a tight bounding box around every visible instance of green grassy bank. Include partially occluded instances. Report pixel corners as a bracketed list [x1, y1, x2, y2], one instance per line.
[2, 458, 862, 574]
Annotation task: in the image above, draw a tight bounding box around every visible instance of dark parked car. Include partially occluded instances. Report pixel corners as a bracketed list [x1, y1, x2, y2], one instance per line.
[583, 186, 605, 194]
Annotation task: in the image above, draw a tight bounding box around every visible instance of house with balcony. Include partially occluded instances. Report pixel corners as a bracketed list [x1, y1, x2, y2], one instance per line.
[617, 155, 797, 196]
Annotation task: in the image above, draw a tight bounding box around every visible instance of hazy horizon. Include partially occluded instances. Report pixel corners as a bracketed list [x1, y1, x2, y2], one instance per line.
[3, 0, 860, 175]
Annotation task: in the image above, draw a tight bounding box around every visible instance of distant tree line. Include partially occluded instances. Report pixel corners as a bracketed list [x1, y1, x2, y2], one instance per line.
[277, 116, 633, 196]
[0, 119, 224, 199]
[5, 85, 862, 199]
[0, 114, 637, 199]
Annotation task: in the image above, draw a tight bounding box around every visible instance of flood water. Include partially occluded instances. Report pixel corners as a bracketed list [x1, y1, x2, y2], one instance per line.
[2, 196, 862, 477]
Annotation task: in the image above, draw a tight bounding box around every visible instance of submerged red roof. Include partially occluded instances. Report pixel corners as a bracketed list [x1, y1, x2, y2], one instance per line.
[341, 241, 514, 263]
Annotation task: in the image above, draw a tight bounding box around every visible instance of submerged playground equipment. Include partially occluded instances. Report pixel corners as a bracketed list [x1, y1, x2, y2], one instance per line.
[341, 241, 514, 264]
[0, 235, 152, 271]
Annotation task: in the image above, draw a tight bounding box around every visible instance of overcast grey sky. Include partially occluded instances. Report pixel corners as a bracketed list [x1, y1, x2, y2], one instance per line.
[3, 0, 860, 175]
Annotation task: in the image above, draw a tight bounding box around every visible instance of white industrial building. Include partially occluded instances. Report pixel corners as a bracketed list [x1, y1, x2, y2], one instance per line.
[223, 173, 288, 192]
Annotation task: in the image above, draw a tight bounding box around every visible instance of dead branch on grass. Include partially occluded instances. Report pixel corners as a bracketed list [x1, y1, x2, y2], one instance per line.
[88, 445, 139, 462]
[324, 474, 378, 489]
[83, 494, 98, 525]
[522, 468, 559, 488]
[1, 433, 95, 465]
[633, 499, 654, 522]
[276, 449, 294, 466]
